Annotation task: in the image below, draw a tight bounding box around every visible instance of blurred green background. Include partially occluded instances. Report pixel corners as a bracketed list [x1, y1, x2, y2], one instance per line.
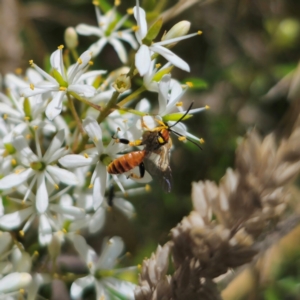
[1, 0, 300, 298]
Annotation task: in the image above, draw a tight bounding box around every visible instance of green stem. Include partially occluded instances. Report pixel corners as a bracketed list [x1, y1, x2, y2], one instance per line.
[70, 92, 102, 113]
[97, 91, 120, 124]
[115, 106, 148, 117]
[67, 95, 85, 136]
[70, 49, 79, 61]
[117, 86, 146, 108]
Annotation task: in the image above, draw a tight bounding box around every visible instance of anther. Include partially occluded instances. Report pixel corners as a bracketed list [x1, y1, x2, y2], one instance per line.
[84, 153, 89, 158]
[127, 8, 133, 14]
[88, 184, 93, 189]
[198, 30, 203, 35]
[15, 68, 22, 75]
[19, 230, 25, 237]
[205, 105, 210, 109]
[30, 83, 34, 90]
[115, 0, 121, 6]
[59, 87, 67, 91]
[178, 136, 186, 141]
[54, 184, 59, 190]
[145, 184, 151, 192]
[155, 63, 161, 68]
[88, 60, 94, 66]
[200, 138, 205, 144]
[176, 102, 183, 107]
[58, 45, 64, 50]
[185, 82, 193, 88]
[29, 60, 34, 66]
[77, 58, 83, 64]
[132, 25, 139, 32]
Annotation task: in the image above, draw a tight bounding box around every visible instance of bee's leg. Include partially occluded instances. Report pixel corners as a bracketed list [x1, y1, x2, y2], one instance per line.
[129, 162, 145, 179]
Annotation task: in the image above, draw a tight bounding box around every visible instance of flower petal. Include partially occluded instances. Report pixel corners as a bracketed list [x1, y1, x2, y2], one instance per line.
[135, 45, 151, 76]
[38, 214, 52, 245]
[109, 38, 127, 63]
[95, 236, 124, 269]
[83, 116, 104, 152]
[36, 172, 49, 213]
[151, 44, 190, 72]
[0, 272, 32, 293]
[92, 162, 107, 210]
[0, 169, 34, 190]
[45, 90, 66, 121]
[76, 24, 102, 36]
[133, 5, 147, 42]
[0, 207, 34, 230]
[46, 165, 78, 186]
[70, 275, 95, 300]
[43, 129, 65, 163]
[59, 154, 95, 168]
[88, 207, 106, 234]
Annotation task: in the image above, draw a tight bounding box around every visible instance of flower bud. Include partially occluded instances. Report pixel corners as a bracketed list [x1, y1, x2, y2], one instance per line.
[64, 27, 78, 50]
[113, 74, 131, 93]
[162, 21, 191, 41]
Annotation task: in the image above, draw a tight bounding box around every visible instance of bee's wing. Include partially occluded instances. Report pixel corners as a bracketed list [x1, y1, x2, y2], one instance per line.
[145, 143, 173, 193]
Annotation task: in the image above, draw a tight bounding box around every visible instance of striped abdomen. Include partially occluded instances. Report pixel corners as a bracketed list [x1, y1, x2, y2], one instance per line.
[107, 150, 147, 174]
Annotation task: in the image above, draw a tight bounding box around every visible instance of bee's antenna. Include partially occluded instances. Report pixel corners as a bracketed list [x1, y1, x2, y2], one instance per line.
[171, 130, 202, 150]
[169, 102, 194, 129]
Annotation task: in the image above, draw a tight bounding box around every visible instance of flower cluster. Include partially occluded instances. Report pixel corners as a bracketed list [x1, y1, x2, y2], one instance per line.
[0, 0, 205, 298]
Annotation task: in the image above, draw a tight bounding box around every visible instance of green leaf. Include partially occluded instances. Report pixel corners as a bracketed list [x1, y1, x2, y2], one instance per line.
[142, 18, 163, 45]
[183, 77, 208, 90]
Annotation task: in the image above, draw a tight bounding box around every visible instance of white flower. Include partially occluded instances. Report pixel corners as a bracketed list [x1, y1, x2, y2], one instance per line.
[0, 186, 84, 245]
[21, 47, 105, 120]
[133, 0, 199, 75]
[70, 235, 135, 300]
[0, 129, 78, 211]
[0, 272, 32, 294]
[76, 3, 138, 63]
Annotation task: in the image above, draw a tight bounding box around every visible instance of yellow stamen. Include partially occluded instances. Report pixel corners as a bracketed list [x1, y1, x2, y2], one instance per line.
[33, 125, 38, 131]
[137, 264, 142, 269]
[132, 25, 139, 32]
[26, 134, 32, 140]
[24, 116, 30, 121]
[33, 251, 39, 257]
[127, 8, 133, 15]
[54, 184, 59, 190]
[117, 31, 122, 37]
[30, 83, 34, 90]
[200, 138, 205, 144]
[3, 114, 8, 120]
[11, 158, 17, 166]
[93, 137, 98, 143]
[115, 0, 121, 6]
[58, 45, 64, 50]
[198, 30, 203, 35]
[84, 153, 89, 158]
[155, 63, 161, 68]
[15, 169, 24, 174]
[126, 252, 131, 257]
[62, 228, 67, 234]
[86, 171, 92, 177]
[29, 60, 34, 66]
[89, 60, 94, 66]
[88, 184, 93, 189]
[77, 57, 83, 64]
[59, 86, 67, 91]
[92, 0, 99, 5]
[19, 230, 25, 237]
[145, 184, 151, 192]
[15, 68, 22, 75]
[19, 289, 25, 295]
[205, 105, 210, 109]
[176, 102, 183, 107]
[185, 82, 193, 88]
[178, 136, 186, 141]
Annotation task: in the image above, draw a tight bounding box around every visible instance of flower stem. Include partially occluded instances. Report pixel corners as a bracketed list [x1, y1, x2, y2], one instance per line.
[67, 95, 85, 136]
[97, 91, 120, 124]
[117, 86, 146, 108]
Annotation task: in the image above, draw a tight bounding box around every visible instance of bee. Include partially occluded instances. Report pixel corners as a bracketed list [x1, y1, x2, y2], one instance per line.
[107, 103, 201, 192]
